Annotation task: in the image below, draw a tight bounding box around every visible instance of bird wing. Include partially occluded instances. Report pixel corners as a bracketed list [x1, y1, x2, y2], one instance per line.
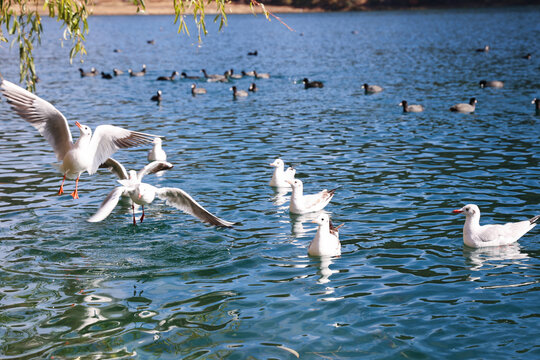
[1, 79, 73, 160]
[478, 221, 533, 244]
[87, 186, 126, 222]
[87, 125, 159, 175]
[303, 189, 335, 209]
[99, 158, 128, 180]
[156, 187, 235, 228]
[137, 161, 173, 180]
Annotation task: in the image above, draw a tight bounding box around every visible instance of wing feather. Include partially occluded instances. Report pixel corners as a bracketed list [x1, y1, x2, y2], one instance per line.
[88, 125, 160, 174]
[137, 161, 173, 180]
[156, 187, 234, 228]
[87, 186, 126, 222]
[99, 158, 129, 180]
[1, 79, 73, 160]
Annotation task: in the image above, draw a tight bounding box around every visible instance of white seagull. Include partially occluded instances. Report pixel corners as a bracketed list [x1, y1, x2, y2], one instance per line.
[269, 158, 296, 188]
[308, 213, 343, 257]
[287, 178, 336, 214]
[1, 79, 159, 199]
[88, 165, 235, 228]
[453, 204, 539, 248]
[99, 158, 172, 182]
[147, 137, 167, 162]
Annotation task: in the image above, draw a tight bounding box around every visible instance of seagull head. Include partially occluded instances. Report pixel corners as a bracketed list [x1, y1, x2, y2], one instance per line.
[312, 213, 330, 226]
[453, 204, 480, 217]
[75, 121, 92, 136]
[152, 137, 162, 146]
[286, 178, 303, 190]
[270, 158, 284, 168]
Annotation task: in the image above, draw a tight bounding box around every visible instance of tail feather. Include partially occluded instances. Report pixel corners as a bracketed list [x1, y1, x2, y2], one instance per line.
[530, 215, 540, 225]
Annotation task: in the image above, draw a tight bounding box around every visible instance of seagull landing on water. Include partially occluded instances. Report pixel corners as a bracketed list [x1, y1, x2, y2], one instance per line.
[308, 213, 343, 257]
[0, 79, 159, 199]
[88, 164, 235, 228]
[269, 158, 295, 188]
[453, 204, 539, 248]
[287, 178, 336, 215]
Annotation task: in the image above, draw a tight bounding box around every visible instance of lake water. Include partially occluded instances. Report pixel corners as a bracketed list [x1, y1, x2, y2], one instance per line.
[1, 7, 539, 359]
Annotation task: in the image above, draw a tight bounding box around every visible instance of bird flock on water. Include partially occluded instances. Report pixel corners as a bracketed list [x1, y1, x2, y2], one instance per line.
[1, 42, 539, 256]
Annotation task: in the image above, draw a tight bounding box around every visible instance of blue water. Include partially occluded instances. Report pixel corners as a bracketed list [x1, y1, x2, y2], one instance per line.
[1, 7, 539, 359]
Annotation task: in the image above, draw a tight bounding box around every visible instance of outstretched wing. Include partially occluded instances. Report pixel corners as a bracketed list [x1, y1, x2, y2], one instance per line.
[1, 79, 73, 160]
[156, 187, 235, 228]
[99, 158, 128, 180]
[88, 125, 159, 175]
[137, 161, 173, 180]
[87, 186, 126, 222]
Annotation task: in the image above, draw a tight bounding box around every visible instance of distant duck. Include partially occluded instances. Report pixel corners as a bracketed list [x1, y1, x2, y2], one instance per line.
[399, 100, 424, 113]
[242, 70, 256, 77]
[450, 97, 477, 113]
[362, 83, 383, 94]
[249, 83, 258, 92]
[308, 213, 343, 257]
[147, 40, 155, 44]
[113, 49, 122, 53]
[269, 158, 295, 188]
[129, 64, 147, 77]
[254, 70, 270, 79]
[247, 50, 258, 56]
[157, 71, 179, 81]
[148, 137, 167, 162]
[479, 80, 504, 88]
[180, 72, 201, 80]
[522, 53, 532, 60]
[229, 69, 243, 79]
[476, 45, 490, 52]
[533, 98, 540, 113]
[287, 178, 336, 214]
[191, 83, 207, 95]
[79, 68, 97, 77]
[303, 78, 324, 89]
[113, 68, 124, 76]
[101, 72, 113, 79]
[230, 86, 248, 98]
[201, 69, 226, 81]
[151, 90, 162, 102]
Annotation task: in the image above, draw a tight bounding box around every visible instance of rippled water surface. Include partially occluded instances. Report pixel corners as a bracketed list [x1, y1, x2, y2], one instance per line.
[1, 7, 540, 359]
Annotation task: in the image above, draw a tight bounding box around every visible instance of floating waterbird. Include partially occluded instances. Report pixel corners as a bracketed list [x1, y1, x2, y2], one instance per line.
[308, 213, 343, 257]
[269, 158, 295, 188]
[287, 179, 336, 214]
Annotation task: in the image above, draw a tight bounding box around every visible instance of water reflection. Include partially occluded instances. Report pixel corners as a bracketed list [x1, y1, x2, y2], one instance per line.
[271, 186, 291, 207]
[316, 255, 339, 285]
[463, 244, 530, 271]
[289, 211, 324, 238]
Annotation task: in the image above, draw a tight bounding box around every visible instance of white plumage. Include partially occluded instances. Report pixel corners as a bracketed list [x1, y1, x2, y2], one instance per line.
[269, 158, 296, 188]
[308, 213, 343, 257]
[89, 161, 234, 228]
[287, 179, 336, 214]
[147, 137, 167, 162]
[453, 204, 539, 248]
[1, 79, 158, 198]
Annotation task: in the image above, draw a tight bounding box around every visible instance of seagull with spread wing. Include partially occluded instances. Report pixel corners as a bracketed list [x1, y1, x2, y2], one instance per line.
[0, 79, 159, 198]
[89, 159, 235, 228]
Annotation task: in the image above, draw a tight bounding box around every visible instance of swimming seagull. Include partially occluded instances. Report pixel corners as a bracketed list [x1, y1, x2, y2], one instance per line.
[287, 179, 336, 214]
[0, 79, 159, 199]
[308, 213, 343, 257]
[269, 158, 295, 188]
[88, 167, 235, 227]
[147, 137, 167, 162]
[453, 204, 539, 248]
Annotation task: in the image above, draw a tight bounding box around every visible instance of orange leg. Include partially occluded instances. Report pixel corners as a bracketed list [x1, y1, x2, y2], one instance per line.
[58, 174, 66, 195]
[71, 176, 80, 199]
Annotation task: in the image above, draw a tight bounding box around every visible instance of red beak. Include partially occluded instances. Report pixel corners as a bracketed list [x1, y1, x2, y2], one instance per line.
[75, 121, 82, 129]
[452, 209, 463, 214]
